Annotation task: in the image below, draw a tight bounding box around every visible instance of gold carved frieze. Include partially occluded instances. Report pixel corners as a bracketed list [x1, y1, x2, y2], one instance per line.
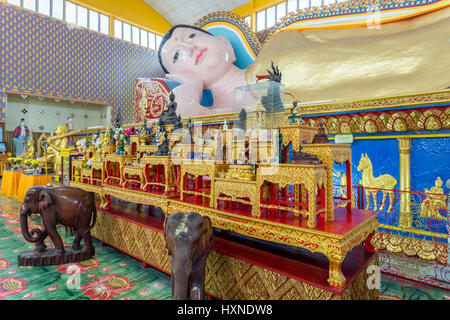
[256, 164, 327, 192]
[279, 125, 318, 151]
[372, 231, 447, 264]
[70, 181, 102, 194]
[299, 91, 450, 116]
[302, 144, 352, 165]
[214, 178, 259, 217]
[305, 106, 450, 134]
[103, 185, 169, 215]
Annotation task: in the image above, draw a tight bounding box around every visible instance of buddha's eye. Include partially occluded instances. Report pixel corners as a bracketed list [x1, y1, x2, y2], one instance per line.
[188, 33, 196, 38]
[173, 51, 179, 64]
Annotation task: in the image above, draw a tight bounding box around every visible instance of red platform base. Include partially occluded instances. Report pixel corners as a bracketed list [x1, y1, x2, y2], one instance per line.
[91, 199, 378, 300]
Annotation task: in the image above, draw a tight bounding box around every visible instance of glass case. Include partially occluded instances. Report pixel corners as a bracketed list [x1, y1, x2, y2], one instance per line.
[232, 81, 286, 131]
[230, 81, 286, 165]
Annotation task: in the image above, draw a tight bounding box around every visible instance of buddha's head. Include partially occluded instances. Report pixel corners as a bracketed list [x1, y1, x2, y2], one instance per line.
[435, 176, 443, 188]
[158, 25, 237, 87]
[56, 125, 68, 136]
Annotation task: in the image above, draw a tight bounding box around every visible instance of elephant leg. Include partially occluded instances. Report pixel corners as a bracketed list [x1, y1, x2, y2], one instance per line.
[35, 229, 48, 252]
[79, 228, 94, 254]
[72, 231, 82, 250]
[46, 225, 65, 254]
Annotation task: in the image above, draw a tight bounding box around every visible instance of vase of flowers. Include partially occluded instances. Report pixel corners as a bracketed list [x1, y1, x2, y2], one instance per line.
[24, 159, 33, 170]
[7, 157, 23, 170]
[31, 160, 41, 175]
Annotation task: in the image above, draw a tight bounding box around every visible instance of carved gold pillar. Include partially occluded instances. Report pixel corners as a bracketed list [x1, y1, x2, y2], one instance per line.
[398, 138, 412, 229]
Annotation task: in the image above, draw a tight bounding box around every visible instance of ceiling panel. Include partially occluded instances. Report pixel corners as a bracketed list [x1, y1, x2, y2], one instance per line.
[143, 0, 250, 27]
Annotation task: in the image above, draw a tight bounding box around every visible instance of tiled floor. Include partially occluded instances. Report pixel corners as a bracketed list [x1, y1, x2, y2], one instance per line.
[1, 192, 449, 300]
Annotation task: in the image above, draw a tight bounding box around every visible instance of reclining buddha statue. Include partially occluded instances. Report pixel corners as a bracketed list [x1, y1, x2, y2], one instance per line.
[151, 7, 449, 119]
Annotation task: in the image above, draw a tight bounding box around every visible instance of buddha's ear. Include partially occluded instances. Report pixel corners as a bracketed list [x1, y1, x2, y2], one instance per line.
[216, 35, 236, 63]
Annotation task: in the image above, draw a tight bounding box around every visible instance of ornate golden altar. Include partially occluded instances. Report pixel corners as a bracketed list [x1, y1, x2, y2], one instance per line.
[141, 155, 177, 192]
[302, 143, 353, 221]
[68, 106, 378, 290]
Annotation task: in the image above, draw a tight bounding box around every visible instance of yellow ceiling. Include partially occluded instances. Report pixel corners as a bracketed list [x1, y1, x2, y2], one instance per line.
[71, 0, 173, 35]
[69, 0, 286, 34]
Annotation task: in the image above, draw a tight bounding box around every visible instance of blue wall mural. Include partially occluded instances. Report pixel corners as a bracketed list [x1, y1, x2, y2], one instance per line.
[348, 139, 400, 190]
[411, 137, 450, 194]
[0, 3, 165, 125]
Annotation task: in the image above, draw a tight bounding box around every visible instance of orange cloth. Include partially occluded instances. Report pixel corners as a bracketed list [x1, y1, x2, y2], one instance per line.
[1, 170, 24, 198]
[15, 173, 54, 203]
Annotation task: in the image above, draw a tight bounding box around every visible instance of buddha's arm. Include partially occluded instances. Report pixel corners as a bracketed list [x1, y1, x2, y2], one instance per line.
[172, 83, 212, 118]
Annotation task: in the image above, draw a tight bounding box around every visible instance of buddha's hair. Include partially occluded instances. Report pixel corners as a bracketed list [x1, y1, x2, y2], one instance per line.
[158, 25, 212, 74]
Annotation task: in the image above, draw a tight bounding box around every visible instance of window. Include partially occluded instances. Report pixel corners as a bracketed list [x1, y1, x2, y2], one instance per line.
[324, 0, 336, 4]
[244, 16, 251, 27]
[132, 26, 140, 45]
[38, 0, 51, 16]
[114, 19, 123, 39]
[65, 1, 76, 24]
[77, 5, 88, 28]
[256, 1, 301, 31]
[99, 14, 109, 35]
[7, 0, 111, 37]
[287, 0, 298, 13]
[155, 35, 162, 50]
[140, 29, 148, 47]
[266, 6, 276, 29]
[311, 0, 322, 7]
[52, 0, 64, 20]
[299, 0, 309, 9]
[148, 32, 155, 50]
[89, 10, 99, 32]
[113, 19, 162, 51]
[22, 0, 36, 11]
[122, 22, 131, 42]
[256, 10, 265, 31]
[276, 2, 287, 23]
[6, 0, 21, 6]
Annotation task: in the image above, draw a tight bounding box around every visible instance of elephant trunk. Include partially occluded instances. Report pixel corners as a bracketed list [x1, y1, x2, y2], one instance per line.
[172, 248, 192, 300]
[20, 206, 43, 243]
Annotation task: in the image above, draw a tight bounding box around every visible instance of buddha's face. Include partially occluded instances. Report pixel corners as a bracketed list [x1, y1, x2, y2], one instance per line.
[160, 27, 236, 86]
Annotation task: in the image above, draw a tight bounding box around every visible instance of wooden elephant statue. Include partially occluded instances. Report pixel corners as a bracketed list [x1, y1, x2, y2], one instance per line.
[164, 212, 214, 300]
[20, 186, 97, 258]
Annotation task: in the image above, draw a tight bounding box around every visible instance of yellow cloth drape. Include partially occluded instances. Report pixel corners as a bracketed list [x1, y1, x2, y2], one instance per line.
[15, 173, 54, 203]
[1, 170, 24, 198]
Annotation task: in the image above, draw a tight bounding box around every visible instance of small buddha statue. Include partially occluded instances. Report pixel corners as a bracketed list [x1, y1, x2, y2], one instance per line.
[25, 130, 35, 159]
[155, 132, 170, 156]
[159, 91, 179, 125]
[237, 108, 247, 131]
[171, 115, 183, 132]
[312, 121, 329, 144]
